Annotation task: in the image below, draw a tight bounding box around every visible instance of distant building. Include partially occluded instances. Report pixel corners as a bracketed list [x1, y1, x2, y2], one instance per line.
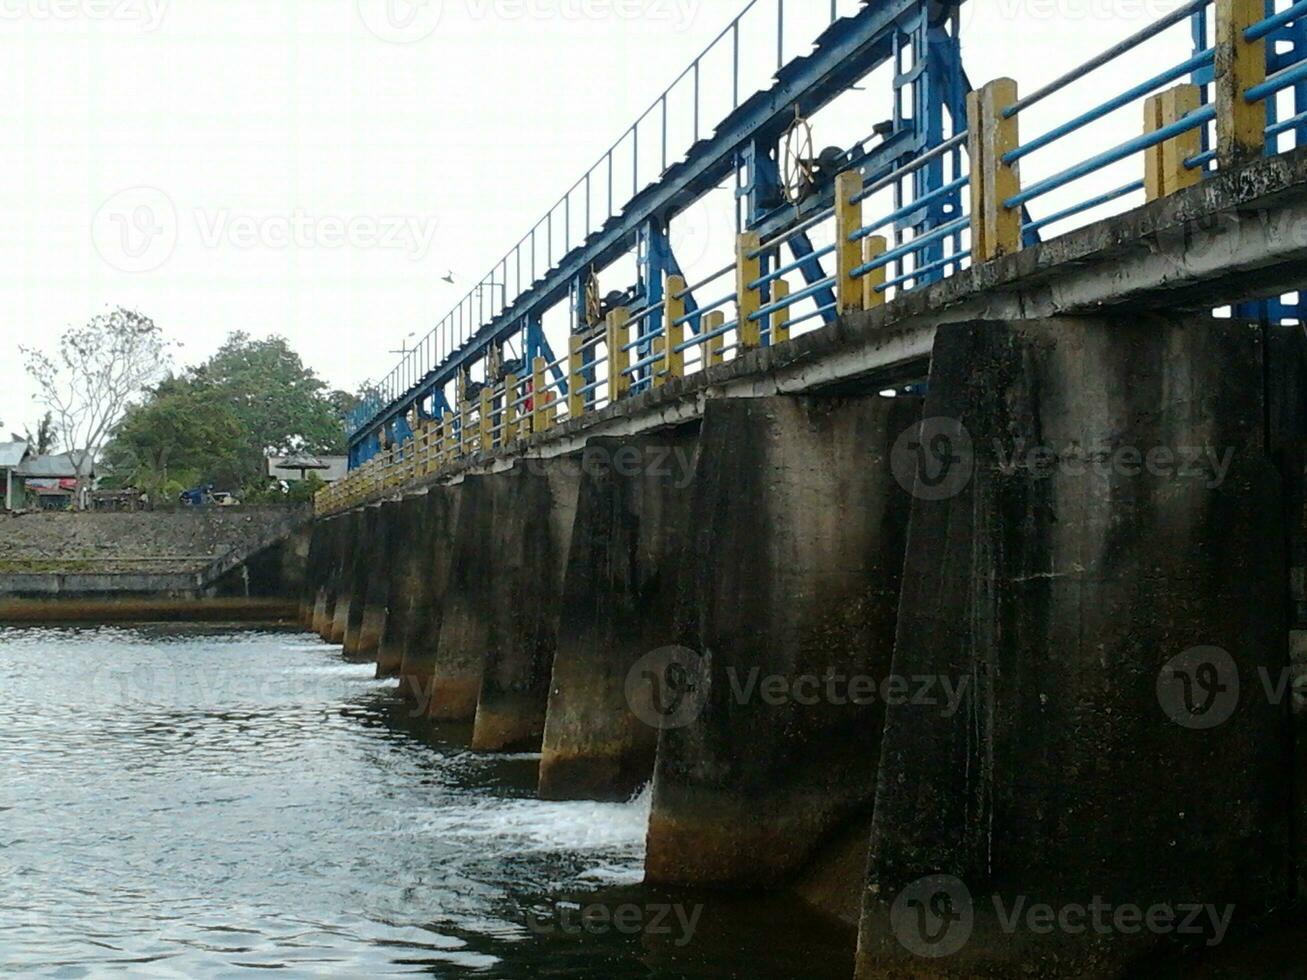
[9, 451, 97, 510]
[1, 441, 33, 511]
[266, 454, 348, 484]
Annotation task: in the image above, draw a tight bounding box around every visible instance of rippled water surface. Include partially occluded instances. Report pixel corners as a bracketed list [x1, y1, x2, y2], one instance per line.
[0, 625, 852, 977]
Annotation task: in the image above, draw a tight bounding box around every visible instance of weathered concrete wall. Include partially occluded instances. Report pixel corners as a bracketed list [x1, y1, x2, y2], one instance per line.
[471, 457, 583, 752]
[856, 317, 1291, 977]
[539, 428, 700, 800]
[0, 507, 310, 602]
[354, 500, 400, 659]
[397, 485, 461, 708]
[0, 596, 297, 623]
[329, 510, 362, 644]
[0, 507, 307, 574]
[312, 515, 346, 637]
[644, 394, 920, 889]
[0, 571, 202, 597]
[375, 493, 429, 679]
[422, 475, 499, 720]
[342, 506, 381, 659]
[301, 519, 328, 624]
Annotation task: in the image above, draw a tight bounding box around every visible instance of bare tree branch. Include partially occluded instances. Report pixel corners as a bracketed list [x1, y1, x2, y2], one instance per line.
[21, 307, 172, 509]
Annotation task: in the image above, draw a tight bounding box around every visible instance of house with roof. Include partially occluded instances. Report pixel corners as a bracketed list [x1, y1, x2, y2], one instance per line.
[7, 451, 96, 511]
[1, 440, 33, 511]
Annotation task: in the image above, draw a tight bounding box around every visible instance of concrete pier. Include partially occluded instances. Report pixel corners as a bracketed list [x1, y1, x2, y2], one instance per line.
[300, 518, 325, 625]
[327, 510, 361, 644]
[471, 457, 583, 752]
[855, 317, 1291, 977]
[341, 505, 379, 660]
[375, 493, 427, 679]
[644, 395, 920, 888]
[424, 474, 501, 720]
[396, 485, 461, 708]
[353, 499, 399, 660]
[310, 515, 342, 636]
[539, 429, 700, 800]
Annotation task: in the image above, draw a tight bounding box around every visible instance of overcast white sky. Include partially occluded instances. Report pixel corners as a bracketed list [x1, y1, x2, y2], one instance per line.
[0, 0, 1198, 439]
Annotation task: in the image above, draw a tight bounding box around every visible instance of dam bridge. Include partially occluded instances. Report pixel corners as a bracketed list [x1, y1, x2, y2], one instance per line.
[304, 1, 1307, 974]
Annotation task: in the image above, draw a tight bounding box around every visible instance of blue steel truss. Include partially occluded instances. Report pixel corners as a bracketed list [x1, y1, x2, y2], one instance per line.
[348, 0, 975, 466]
[348, 0, 1307, 468]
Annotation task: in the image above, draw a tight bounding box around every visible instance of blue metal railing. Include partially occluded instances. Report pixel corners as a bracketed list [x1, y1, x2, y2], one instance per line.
[361, 0, 854, 424]
[328, 0, 1307, 505]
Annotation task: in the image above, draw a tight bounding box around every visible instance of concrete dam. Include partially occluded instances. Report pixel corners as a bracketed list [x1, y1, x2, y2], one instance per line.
[299, 146, 1307, 977]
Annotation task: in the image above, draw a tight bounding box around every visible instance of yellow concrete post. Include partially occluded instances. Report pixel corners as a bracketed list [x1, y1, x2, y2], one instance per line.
[968, 78, 1022, 261]
[736, 232, 763, 347]
[532, 356, 552, 433]
[568, 334, 586, 419]
[606, 307, 631, 402]
[664, 274, 686, 382]
[704, 311, 725, 366]
[1162, 84, 1203, 196]
[771, 278, 791, 345]
[861, 235, 888, 308]
[416, 424, 429, 477]
[1143, 93, 1165, 201]
[479, 387, 494, 452]
[504, 374, 519, 444]
[834, 170, 865, 314]
[1146, 84, 1205, 202]
[1216, 0, 1266, 168]
[651, 334, 667, 388]
[461, 398, 474, 457]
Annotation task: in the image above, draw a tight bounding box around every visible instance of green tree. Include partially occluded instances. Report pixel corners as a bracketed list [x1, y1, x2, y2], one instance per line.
[103, 332, 346, 497]
[197, 333, 346, 463]
[103, 381, 247, 497]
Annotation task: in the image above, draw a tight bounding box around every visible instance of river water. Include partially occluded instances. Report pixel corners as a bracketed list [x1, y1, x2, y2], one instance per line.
[0, 625, 853, 978]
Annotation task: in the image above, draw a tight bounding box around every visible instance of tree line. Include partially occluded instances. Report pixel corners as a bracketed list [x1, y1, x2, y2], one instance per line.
[18, 307, 370, 508]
